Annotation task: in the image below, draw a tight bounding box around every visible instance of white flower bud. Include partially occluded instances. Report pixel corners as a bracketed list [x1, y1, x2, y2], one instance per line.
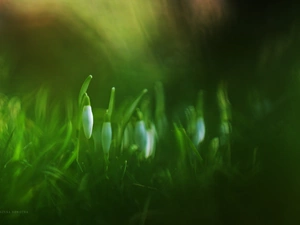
[135, 120, 147, 152]
[193, 117, 205, 146]
[82, 105, 93, 139]
[145, 123, 157, 159]
[102, 122, 112, 154]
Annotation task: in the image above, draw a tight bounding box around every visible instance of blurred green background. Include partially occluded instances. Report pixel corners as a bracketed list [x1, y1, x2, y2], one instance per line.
[0, 0, 300, 224]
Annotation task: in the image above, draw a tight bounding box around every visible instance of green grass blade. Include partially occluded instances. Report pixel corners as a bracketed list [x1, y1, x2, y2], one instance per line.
[78, 75, 93, 106]
[60, 120, 73, 152]
[181, 127, 203, 164]
[107, 87, 115, 121]
[62, 139, 79, 171]
[122, 89, 148, 127]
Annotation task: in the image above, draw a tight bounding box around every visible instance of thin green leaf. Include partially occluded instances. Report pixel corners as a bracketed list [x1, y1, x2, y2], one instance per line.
[122, 89, 148, 127]
[107, 87, 115, 121]
[181, 126, 203, 164]
[78, 75, 93, 106]
[60, 120, 73, 151]
[62, 139, 79, 171]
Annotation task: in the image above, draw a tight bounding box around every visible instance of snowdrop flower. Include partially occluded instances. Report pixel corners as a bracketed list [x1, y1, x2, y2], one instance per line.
[185, 103, 205, 147]
[134, 108, 157, 159]
[102, 122, 112, 154]
[134, 109, 149, 153]
[193, 117, 205, 147]
[82, 93, 93, 139]
[145, 122, 157, 159]
[135, 119, 147, 152]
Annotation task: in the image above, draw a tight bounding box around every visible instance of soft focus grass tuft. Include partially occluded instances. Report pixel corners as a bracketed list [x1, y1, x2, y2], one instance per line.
[0, 78, 262, 225]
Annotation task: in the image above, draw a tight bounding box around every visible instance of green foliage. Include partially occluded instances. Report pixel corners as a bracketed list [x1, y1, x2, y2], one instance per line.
[0, 79, 260, 225]
[78, 75, 93, 107]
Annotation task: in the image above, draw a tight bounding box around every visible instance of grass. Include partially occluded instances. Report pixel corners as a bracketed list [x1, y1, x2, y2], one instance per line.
[0, 76, 269, 225]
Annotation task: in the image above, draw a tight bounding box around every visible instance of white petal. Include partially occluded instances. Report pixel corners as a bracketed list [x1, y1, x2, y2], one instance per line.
[193, 117, 205, 146]
[102, 122, 112, 154]
[82, 105, 93, 139]
[145, 123, 156, 159]
[135, 120, 147, 152]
